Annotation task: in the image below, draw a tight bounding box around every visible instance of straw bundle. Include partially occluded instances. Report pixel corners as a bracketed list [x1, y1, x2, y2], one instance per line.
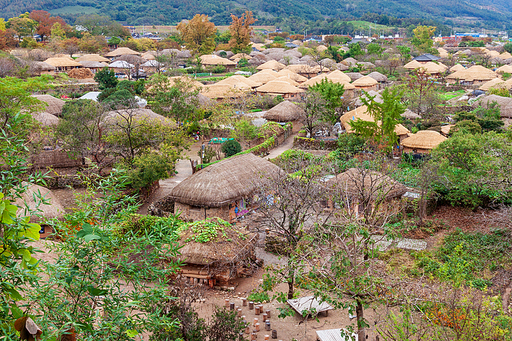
[256, 60, 286, 71]
[104, 47, 141, 57]
[67, 68, 94, 79]
[32, 112, 60, 126]
[169, 153, 282, 207]
[256, 80, 305, 95]
[32, 95, 64, 116]
[15, 183, 65, 223]
[401, 130, 447, 150]
[77, 54, 110, 63]
[263, 100, 305, 122]
[352, 76, 378, 87]
[200, 54, 236, 66]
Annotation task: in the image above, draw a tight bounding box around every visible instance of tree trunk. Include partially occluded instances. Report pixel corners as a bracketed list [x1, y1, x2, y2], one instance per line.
[356, 300, 366, 341]
[287, 267, 295, 299]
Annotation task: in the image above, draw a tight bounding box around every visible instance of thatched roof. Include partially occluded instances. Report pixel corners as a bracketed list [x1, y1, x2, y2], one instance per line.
[200, 54, 236, 66]
[440, 124, 454, 136]
[286, 64, 324, 74]
[217, 75, 259, 88]
[141, 60, 163, 67]
[479, 78, 510, 91]
[367, 71, 388, 83]
[473, 94, 512, 118]
[230, 53, 252, 61]
[256, 80, 305, 95]
[104, 47, 141, 57]
[141, 51, 156, 60]
[353, 90, 383, 106]
[316, 45, 328, 52]
[178, 220, 257, 265]
[496, 65, 512, 74]
[79, 60, 108, 68]
[169, 153, 282, 207]
[77, 54, 110, 63]
[32, 95, 64, 116]
[109, 60, 134, 68]
[32, 112, 60, 126]
[35, 61, 55, 71]
[487, 50, 500, 58]
[247, 72, 277, 85]
[325, 168, 407, 200]
[499, 52, 512, 60]
[275, 76, 300, 86]
[401, 109, 422, 120]
[352, 76, 378, 87]
[276, 69, 308, 82]
[403, 60, 424, 70]
[447, 65, 498, 82]
[449, 64, 465, 72]
[256, 60, 286, 71]
[299, 74, 355, 90]
[44, 57, 82, 68]
[401, 130, 447, 150]
[345, 72, 363, 81]
[341, 57, 359, 67]
[200, 83, 250, 99]
[327, 70, 352, 83]
[419, 62, 448, 74]
[263, 100, 305, 122]
[340, 105, 410, 136]
[15, 183, 65, 223]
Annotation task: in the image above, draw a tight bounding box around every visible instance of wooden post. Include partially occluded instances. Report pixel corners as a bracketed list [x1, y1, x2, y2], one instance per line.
[242, 298, 247, 306]
[255, 306, 261, 315]
[271, 330, 277, 339]
[249, 301, 254, 310]
[237, 308, 242, 317]
[225, 298, 230, 307]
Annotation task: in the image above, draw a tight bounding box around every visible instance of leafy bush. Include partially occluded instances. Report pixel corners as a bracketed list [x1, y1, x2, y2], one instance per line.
[221, 139, 242, 157]
[124, 152, 174, 189]
[337, 133, 368, 157]
[103, 89, 135, 107]
[94, 67, 118, 90]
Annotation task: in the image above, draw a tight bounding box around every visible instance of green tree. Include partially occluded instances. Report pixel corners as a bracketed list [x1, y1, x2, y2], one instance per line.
[504, 42, 512, 54]
[344, 42, 364, 58]
[411, 25, 436, 52]
[455, 102, 504, 132]
[94, 67, 119, 90]
[350, 87, 405, 152]
[108, 36, 122, 45]
[6, 16, 37, 42]
[145, 74, 200, 123]
[367, 43, 384, 57]
[397, 45, 411, 63]
[221, 139, 241, 157]
[308, 79, 345, 124]
[50, 22, 65, 39]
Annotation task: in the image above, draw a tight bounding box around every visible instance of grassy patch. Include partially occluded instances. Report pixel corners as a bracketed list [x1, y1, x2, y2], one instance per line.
[439, 90, 465, 101]
[49, 5, 99, 15]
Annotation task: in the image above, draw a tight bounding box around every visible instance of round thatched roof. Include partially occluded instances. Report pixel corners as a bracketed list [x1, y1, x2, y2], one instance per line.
[217, 75, 259, 88]
[401, 109, 421, 120]
[43, 57, 83, 68]
[340, 105, 409, 136]
[104, 47, 141, 58]
[447, 65, 498, 82]
[109, 60, 134, 68]
[286, 64, 324, 74]
[276, 69, 308, 83]
[367, 71, 388, 83]
[15, 183, 65, 223]
[479, 78, 510, 91]
[32, 95, 65, 116]
[141, 51, 156, 60]
[473, 94, 512, 118]
[496, 65, 512, 74]
[275, 76, 300, 86]
[499, 52, 512, 60]
[401, 130, 447, 150]
[352, 75, 378, 87]
[345, 72, 363, 81]
[169, 153, 282, 207]
[247, 72, 277, 85]
[403, 60, 423, 70]
[230, 53, 252, 61]
[353, 90, 383, 106]
[256, 80, 305, 94]
[449, 64, 465, 72]
[341, 57, 359, 67]
[35, 61, 56, 71]
[326, 168, 407, 200]
[79, 60, 108, 68]
[200, 54, 236, 66]
[299, 73, 355, 89]
[263, 100, 305, 122]
[256, 60, 286, 71]
[201, 83, 250, 99]
[77, 54, 110, 63]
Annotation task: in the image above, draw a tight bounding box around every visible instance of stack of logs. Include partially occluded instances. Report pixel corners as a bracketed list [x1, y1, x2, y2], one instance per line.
[225, 297, 280, 340]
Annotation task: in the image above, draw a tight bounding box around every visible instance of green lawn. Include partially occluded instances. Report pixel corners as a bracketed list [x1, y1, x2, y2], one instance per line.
[347, 20, 395, 34]
[439, 90, 465, 101]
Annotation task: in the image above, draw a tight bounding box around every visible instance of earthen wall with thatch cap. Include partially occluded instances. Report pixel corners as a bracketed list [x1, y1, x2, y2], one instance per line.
[263, 100, 305, 122]
[401, 130, 447, 153]
[169, 153, 282, 208]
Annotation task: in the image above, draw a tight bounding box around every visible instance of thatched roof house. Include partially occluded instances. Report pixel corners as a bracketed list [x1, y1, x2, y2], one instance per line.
[479, 78, 510, 91]
[275, 76, 300, 86]
[401, 109, 422, 120]
[496, 65, 512, 74]
[276, 69, 308, 83]
[248, 72, 277, 85]
[263, 100, 305, 122]
[499, 52, 512, 60]
[353, 90, 383, 107]
[449, 64, 465, 73]
[32, 112, 60, 126]
[34, 61, 56, 75]
[169, 153, 281, 222]
[401, 130, 447, 153]
[141, 51, 156, 60]
[340, 105, 410, 138]
[217, 75, 259, 88]
[201, 83, 251, 99]
[200, 55, 236, 71]
[79, 60, 108, 69]
[299, 72, 355, 90]
[352, 75, 378, 90]
[257, 60, 286, 71]
[367, 71, 388, 83]
[447, 65, 498, 84]
[230, 53, 252, 61]
[104, 47, 141, 58]
[286, 64, 325, 77]
[77, 54, 110, 63]
[345, 72, 363, 81]
[255, 80, 305, 99]
[43, 57, 83, 72]
[32, 95, 65, 116]
[403, 60, 423, 70]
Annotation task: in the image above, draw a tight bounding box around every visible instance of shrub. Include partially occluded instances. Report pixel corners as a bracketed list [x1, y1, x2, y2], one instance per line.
[221, 139, 242, 157]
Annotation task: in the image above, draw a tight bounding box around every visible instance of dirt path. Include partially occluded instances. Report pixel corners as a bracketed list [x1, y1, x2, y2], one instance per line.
[265, 134, 296, 160]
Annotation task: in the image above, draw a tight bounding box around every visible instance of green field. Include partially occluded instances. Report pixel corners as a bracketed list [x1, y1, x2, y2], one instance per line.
[347, 21, 395, 34]
[49, 6, 99, 15]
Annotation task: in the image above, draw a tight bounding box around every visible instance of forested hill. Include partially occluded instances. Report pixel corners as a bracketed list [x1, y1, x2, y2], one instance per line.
[1, 0, 512, 30]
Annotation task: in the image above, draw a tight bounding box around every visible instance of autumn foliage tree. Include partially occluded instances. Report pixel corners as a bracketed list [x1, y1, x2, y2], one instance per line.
[0, 29, 17, 51]
[29, 10, 67, 41]
[177, 14, 216, 55]
[228, 11, 256, 53]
